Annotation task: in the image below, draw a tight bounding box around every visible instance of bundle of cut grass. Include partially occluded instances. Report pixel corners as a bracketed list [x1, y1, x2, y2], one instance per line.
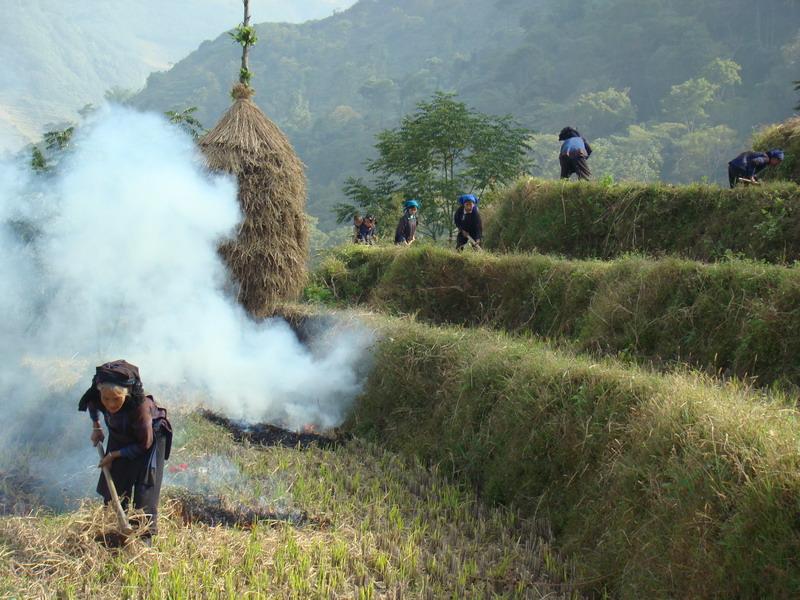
[753, 115, 800, 184]
[200, 83, 308, 316]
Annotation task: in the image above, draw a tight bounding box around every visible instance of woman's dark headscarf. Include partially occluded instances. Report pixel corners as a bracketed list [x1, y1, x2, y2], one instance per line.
[78, 359, 146, 412]
[558, 127, 581, 141]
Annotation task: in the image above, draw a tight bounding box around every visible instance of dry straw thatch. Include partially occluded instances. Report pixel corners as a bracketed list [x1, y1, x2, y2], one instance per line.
[200, 83, 308, 316]
[753, 114, 800, 184]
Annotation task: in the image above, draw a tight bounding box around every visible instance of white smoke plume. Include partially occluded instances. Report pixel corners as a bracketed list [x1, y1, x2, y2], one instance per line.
[0, 107, 371, 508]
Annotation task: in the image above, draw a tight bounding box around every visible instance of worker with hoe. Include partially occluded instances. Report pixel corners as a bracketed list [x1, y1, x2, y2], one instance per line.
[454, 194, 482, 251]
[558, 126, 593, 181]
[79, 360, 172, 543]
[727, 148, 784, 188]
[395, 199, 419, 245]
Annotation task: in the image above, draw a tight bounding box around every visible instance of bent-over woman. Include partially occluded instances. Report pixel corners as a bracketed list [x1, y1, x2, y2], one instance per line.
[78, 360, 172, 540]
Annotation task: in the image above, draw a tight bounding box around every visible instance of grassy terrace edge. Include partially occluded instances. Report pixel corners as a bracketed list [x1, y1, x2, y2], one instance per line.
[482, 178, 800, 262]
[311, 245, 800, 389]
[298, 308, 800, 599]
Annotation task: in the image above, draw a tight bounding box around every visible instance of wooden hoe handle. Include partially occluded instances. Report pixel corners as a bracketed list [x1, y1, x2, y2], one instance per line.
[95, 443, 133, 534]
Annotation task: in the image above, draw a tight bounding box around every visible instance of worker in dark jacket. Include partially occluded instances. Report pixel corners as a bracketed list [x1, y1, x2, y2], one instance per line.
[728, 149, 784, 188]
[454, 194, 482, 251]
[395, 199, 419, 245]
[558, 126, 592, 181]
[79, 360, 172, 539]
[357, 214, 376, 245]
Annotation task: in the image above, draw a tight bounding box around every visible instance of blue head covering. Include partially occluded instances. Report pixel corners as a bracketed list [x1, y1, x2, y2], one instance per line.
[403, 199, 420, 209]
[767, 149, 785, 161]
[458, 194, 479, 205]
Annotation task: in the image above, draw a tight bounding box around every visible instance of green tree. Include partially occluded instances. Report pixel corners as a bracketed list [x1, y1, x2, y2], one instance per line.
[670, 125, 739, 183]
[44, 126, 75, 151]
[335, 177, 398, 230]
[590, 125, 671, 182]
[702, 59, 742, 95]
[526, 133, 561, 179]
[29, 125, 76, 173]
[661, 77, 719, 125]
[165, 107, 206, 140]
[574, 87, 637, 138]
[30, 146, 47, 173]
[340, 93, 531, 240]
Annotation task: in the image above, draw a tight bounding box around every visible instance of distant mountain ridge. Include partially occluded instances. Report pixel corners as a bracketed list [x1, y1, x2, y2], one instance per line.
[131, 0, 800, 229]
[0, 0, 354, 152]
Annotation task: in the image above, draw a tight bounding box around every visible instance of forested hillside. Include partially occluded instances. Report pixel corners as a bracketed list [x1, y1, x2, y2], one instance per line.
[0, 0, 354, 152]
[133, 0, 800, 229]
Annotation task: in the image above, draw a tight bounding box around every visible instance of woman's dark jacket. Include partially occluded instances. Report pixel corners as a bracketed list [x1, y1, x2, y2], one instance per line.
[454, 207, 482, 241]
[394, 211, 417, 244]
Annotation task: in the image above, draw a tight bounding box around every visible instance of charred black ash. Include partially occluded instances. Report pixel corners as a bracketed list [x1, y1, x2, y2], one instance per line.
[201, 410, 341, 449]
[168, 489, 319, 529]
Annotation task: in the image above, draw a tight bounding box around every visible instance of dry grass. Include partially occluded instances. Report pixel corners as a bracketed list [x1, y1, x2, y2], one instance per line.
[753, 115, 800, 184]
[343, 311, 800, 598]
[0, 412, 578, 599]
[200, 83, 308, 316]
[313, 244, 800, 389]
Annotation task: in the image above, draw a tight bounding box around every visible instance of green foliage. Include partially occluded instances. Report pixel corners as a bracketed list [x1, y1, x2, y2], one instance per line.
[661, 77, 719, 125]
[317, 245, 800, 389]
[589, 126, 667, 182]
[342, 93, 531, 239]
[29, 146, 47, 173]
[164, 106, 206, 140]
[239, 67, 254, 86]
[573, 87, 636, 138]
[702, 58, 742, 91]
[28, 125, 76, 173]
[228, 24, 258, 48]
[43, 126, 74, 152]
[484, 178, 800, 262]
[131, 0, 800, 230]
[336, 177, 398, 228]
[351, 315, 800, 598]
[752, 116, 800, 184]
[670, 124, 738, 182]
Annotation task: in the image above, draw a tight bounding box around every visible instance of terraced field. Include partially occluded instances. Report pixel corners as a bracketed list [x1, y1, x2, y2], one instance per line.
[305, 180, 800, 599]
[4, 179, 800, 599]
[0, 411, 577, 599]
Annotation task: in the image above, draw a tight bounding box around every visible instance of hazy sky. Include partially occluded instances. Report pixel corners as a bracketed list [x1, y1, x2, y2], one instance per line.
[0, 0, 359, 150]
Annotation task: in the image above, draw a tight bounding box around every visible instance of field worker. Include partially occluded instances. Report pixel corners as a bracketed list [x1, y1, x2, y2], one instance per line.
[358, 214, 377, 245]
[395, 199, 419, 245]
[78, 360, 172, 542]
[727, 149, 784, 188]
[352, 213, 363, 243]
[558, 126, 593, 181]
[454, 194, 482, 251]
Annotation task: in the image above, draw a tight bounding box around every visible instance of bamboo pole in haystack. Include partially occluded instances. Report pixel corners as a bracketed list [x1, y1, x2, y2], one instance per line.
[200, 0, 308, 316]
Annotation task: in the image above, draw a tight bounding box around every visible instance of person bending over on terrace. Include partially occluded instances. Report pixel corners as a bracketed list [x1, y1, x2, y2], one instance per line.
[558, 126, 592, 181]
[395, 199, 419, 245]
[727, 149, 784, 188]
[352, 213, 364, 243]
[357, 214, 377, 245]
[78, 360, 172, 541]
[454, 194, 482, 251]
